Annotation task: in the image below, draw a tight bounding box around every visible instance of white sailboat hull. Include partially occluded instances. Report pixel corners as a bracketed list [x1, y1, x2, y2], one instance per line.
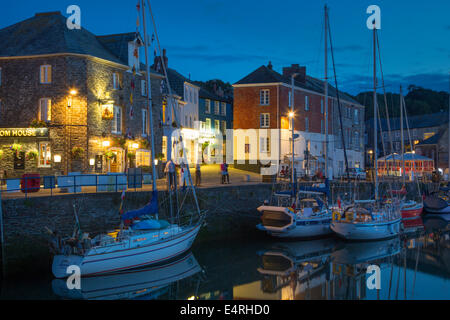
[257, 205, 332, 238]
[330, 218, 401, 241]
[52, 223, 201, 278]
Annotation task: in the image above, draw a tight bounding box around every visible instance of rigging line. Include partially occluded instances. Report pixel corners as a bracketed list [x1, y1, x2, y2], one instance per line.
[402, 94, 422, 196]
[327, 12, 350, 181]
[376, 31, 395, 156]
[146, 0, 201, 217]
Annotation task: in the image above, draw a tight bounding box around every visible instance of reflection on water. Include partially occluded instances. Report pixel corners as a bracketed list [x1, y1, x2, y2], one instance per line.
[1, 214, 449, 300]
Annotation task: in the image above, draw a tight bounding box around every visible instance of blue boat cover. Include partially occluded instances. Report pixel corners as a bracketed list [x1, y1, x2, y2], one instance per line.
[121, 190, 158, 221]
[298, 179, 330, 199]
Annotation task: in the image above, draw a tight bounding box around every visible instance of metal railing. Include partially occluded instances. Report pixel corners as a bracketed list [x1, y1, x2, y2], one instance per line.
[0, 171, 154, 199]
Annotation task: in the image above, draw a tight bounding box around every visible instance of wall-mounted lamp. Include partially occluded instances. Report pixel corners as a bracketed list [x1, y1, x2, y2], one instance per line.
[54, 155, 62, 163]
[89, 158, 95, 166]
[102, 140, 110, 147]
[154, 159, 159, 165]
[132, 143, 139, 149]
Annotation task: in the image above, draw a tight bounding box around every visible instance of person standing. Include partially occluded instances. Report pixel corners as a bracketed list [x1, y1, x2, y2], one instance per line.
[180, 163, 189, 191]
[164, 159, 176, 190]
[195, 163, 201, 187]
[224, 161, 230, 184]
[220, 162, 225, 184]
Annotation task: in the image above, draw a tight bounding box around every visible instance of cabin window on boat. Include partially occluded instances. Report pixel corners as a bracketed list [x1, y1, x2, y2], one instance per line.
[136, 150, 151, 167]
[38, 98, 51, 122]
[38, 142, 51, 168]
[40, 65, 52, 84]
[112, 106, 122, 134]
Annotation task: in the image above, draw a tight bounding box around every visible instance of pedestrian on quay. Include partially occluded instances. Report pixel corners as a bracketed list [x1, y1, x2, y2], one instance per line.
[164, 159, 176, 190]
[224, 161, 230, 184]
[195, 162, 201, 187]
[220, 162, 225, 184]
[180, 163, 190, 191]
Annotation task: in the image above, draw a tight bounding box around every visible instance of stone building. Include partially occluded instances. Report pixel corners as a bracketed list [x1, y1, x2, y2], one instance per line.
[0, 12, 164, 178]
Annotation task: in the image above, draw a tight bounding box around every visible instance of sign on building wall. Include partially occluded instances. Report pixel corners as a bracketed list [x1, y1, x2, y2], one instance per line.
[0, 128, 48, 138]
[101, 104, 114, 119]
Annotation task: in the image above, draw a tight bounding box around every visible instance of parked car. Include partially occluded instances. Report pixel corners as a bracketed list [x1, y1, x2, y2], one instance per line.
[347, 167, 366, 180]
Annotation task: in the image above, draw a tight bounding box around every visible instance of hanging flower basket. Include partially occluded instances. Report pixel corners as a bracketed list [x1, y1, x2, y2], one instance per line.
[71, 147, 85, 160]
[10, 143, 23, 156]
[26, 150, 39, 161]
[104, 151, 117, 161]
[30, 119, 47, 128]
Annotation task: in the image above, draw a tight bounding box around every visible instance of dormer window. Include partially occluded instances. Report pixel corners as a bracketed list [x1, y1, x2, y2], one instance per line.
[40, 65, 51, 84]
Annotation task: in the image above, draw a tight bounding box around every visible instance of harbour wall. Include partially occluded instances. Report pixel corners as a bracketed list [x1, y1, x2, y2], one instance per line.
[0, 181, 432, 277]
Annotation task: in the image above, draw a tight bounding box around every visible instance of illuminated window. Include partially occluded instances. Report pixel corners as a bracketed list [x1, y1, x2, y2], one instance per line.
[424, 132, 435, 140]
[260, 90, 270, 105]
[222, 120, 226, 132]
[214, 120, 220, 132]
[112, 106, 122, 133]
[162, 136, 167, 161]
[205, 118, 211, 130]
[136, 150, 150, 167]
[39, 98, 51, 122]
[38, 142, 51, 167]
[40, 65, 51, 84]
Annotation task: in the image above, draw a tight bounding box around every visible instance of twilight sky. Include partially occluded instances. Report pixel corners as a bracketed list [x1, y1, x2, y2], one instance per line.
[2, 0, 449, 95]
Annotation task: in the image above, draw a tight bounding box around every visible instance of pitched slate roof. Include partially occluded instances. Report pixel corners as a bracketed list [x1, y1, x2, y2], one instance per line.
[165, 68, 197, 99]
[0, 12, 123, 64]
[370, 111, 449, 132]
[96, 32, 137, 65]
[234, 65, 360, 105]
[416, 128, 447, 146]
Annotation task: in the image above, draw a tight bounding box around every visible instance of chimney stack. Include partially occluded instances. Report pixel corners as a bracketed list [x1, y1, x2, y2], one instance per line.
[153, 48, 168, 72]
[282, 64, 306, 84]
[267, 61, 273, 70]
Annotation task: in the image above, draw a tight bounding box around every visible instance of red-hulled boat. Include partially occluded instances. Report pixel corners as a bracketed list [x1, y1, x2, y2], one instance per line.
[401, 200, 424, 219]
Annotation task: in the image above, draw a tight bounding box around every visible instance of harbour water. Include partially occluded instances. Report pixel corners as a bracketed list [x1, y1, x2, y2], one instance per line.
[0, 214, 449, 300]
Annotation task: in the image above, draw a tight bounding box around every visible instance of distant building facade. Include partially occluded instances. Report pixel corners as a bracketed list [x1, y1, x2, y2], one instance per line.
[0, 12, 164, 178]
[232, 62, 365, 178]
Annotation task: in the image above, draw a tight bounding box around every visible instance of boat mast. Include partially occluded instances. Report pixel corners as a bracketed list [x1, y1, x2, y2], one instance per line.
[400, 85, 405, 185]
[448, 72, 450, 181]
[141, 0, 158, 197]
[373, 26, 378, 200]
[291, 74, 296, 198]
[324, 4, 329, 179]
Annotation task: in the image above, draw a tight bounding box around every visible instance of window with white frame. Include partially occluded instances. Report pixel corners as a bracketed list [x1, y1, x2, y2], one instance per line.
[39, 98, 51, 122]
[141, 80, 147, 96]
[38, 142, 51, 167]
[260, 89, 269, 105]
[305, 117, 309, 132]
[260, 137, 270, 153]
[205, 99, 211, 113]
[113, 73, 121, 90]
[221, 102, 226, 115]
[260, 113, 270, 128]
[142, 108, 148, 136]
[215, 120, 220, 132]
[205, 118, 211, 130]
[354, 109, 359, 124]
[112, 106, 122, 133]
[214, 101, 220, 115]
[136, 150, 151, 167]
[288, 91, 292, 107]
[305, 96, 309, 111]
[40, 65, 51, 84]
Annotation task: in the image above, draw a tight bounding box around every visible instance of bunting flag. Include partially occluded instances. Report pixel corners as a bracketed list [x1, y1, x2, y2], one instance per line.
[132, 65, 136, 76]
[130, 93, 133, 105]
[130, 105, 134, 119]
[130, 80, 135, 90]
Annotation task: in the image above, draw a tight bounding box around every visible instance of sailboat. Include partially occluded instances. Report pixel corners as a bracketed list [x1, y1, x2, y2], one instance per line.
[52, 0, 203, 278]
[330, 21, 402, 241]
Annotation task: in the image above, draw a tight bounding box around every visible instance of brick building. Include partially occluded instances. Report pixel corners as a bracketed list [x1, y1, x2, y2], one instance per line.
[233, 62, 365, 178]
[0, 12, 164, 178]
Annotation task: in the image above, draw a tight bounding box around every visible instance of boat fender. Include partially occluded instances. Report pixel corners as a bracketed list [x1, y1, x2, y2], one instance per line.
[332, 211, 341, 221]
[346, 211, 354, 222]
